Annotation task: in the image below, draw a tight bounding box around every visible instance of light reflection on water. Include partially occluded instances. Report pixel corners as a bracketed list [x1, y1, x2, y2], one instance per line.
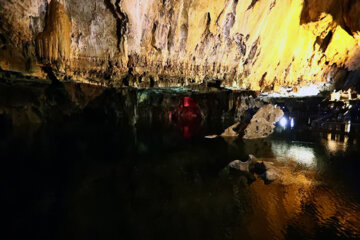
[270, 141, 316, 167]
[245, 159, 360, 240]
[234, 131, 360, 239]
[248, 180, 360, 240]
[323, 133, 349, 153]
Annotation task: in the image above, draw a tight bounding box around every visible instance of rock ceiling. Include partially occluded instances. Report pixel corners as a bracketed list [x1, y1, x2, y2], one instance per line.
[1, 0, 360, 92]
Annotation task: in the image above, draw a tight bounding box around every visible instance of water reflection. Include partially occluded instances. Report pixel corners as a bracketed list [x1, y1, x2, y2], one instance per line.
[290, 118, 295, 129]
[345, 121, 351, 133]
[271, 141, 316, 167]
[3, 120, 360, 240]
[323, 133, 349, 154]
[247, 175, 360, 240]
[240, 137, 360, 239]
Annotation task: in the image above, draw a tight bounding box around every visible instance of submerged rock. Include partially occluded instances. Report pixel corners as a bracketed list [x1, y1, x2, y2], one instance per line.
[243, 104, 284, 139]
[247, 154, 280, 183]
[205, 135, 218, 139]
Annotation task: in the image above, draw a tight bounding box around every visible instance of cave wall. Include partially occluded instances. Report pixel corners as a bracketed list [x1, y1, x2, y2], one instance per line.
[1, 0, 360, 91]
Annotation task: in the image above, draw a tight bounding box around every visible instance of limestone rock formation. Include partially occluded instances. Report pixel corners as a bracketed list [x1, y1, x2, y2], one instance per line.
[228, 160, 250, 172]
[36, 0, 71, 64]
[227, 154, 281, 184]
[1, 0, 360, 91]
[220, 122, 240, 138]
[243, 104, 284, 139]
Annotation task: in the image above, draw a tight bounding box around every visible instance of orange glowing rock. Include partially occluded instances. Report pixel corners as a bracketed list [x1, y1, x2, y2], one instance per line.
[1, 0, 360, 89]
[36, 0, 71, 64]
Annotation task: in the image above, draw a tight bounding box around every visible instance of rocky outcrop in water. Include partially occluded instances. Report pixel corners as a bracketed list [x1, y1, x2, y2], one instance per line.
[228, 159, 250, 172]
[243, 104, 284, 139]
[1, 0, 360, 91]
[221, 122, 240, 138]
[228, 154, 281, 184]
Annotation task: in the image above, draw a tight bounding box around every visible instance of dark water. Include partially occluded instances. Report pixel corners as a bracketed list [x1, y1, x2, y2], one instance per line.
[2, 117, 360, 240]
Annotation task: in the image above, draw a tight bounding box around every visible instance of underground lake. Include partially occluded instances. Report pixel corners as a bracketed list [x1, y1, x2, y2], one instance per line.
[1, 82, 360, 240]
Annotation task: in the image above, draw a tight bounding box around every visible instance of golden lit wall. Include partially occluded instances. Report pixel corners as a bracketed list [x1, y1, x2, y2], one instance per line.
[1, 0, 360, 91]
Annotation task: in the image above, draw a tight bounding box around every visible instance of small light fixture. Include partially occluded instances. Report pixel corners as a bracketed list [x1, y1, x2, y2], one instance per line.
[345, 121, 351, 133]
[279, 117, 288, 128]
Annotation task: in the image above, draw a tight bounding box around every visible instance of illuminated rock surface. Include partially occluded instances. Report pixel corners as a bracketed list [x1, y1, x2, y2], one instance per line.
[1, 0, 360, 91]
[36, 0, 71, 65]
[221, 122, 240, 138]
[243, 104, 284, 139]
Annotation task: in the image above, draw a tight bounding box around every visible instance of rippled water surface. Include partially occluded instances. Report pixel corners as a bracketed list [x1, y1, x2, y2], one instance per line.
[3, 119, 360, 240]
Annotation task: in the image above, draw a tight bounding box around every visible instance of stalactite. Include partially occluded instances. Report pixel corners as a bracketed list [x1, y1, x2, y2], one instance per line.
[36, 0, 71, 63]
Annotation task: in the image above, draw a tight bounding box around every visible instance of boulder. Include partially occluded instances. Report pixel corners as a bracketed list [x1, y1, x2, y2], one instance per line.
[227, 154, 282, 184]
[228, 160, 250, 172]
[261, 168, 280, 183]
[253, 161, 267, 174]
[229, 155, 261, 172]
[247, 154, 280, 183]
[243, 104, 284, 139]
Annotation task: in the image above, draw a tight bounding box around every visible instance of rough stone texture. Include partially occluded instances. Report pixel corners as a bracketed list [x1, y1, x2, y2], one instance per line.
[221, 122, 240, 138]
[228, 160, 250, 172]
[1, 0, 360, 90]
[243, 104, 284, 139]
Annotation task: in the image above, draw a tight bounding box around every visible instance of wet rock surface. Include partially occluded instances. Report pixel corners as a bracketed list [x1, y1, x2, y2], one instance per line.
[220, 122, 240, 138]
[228, 154, 280, 184]
[228, 159, 250, 172]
